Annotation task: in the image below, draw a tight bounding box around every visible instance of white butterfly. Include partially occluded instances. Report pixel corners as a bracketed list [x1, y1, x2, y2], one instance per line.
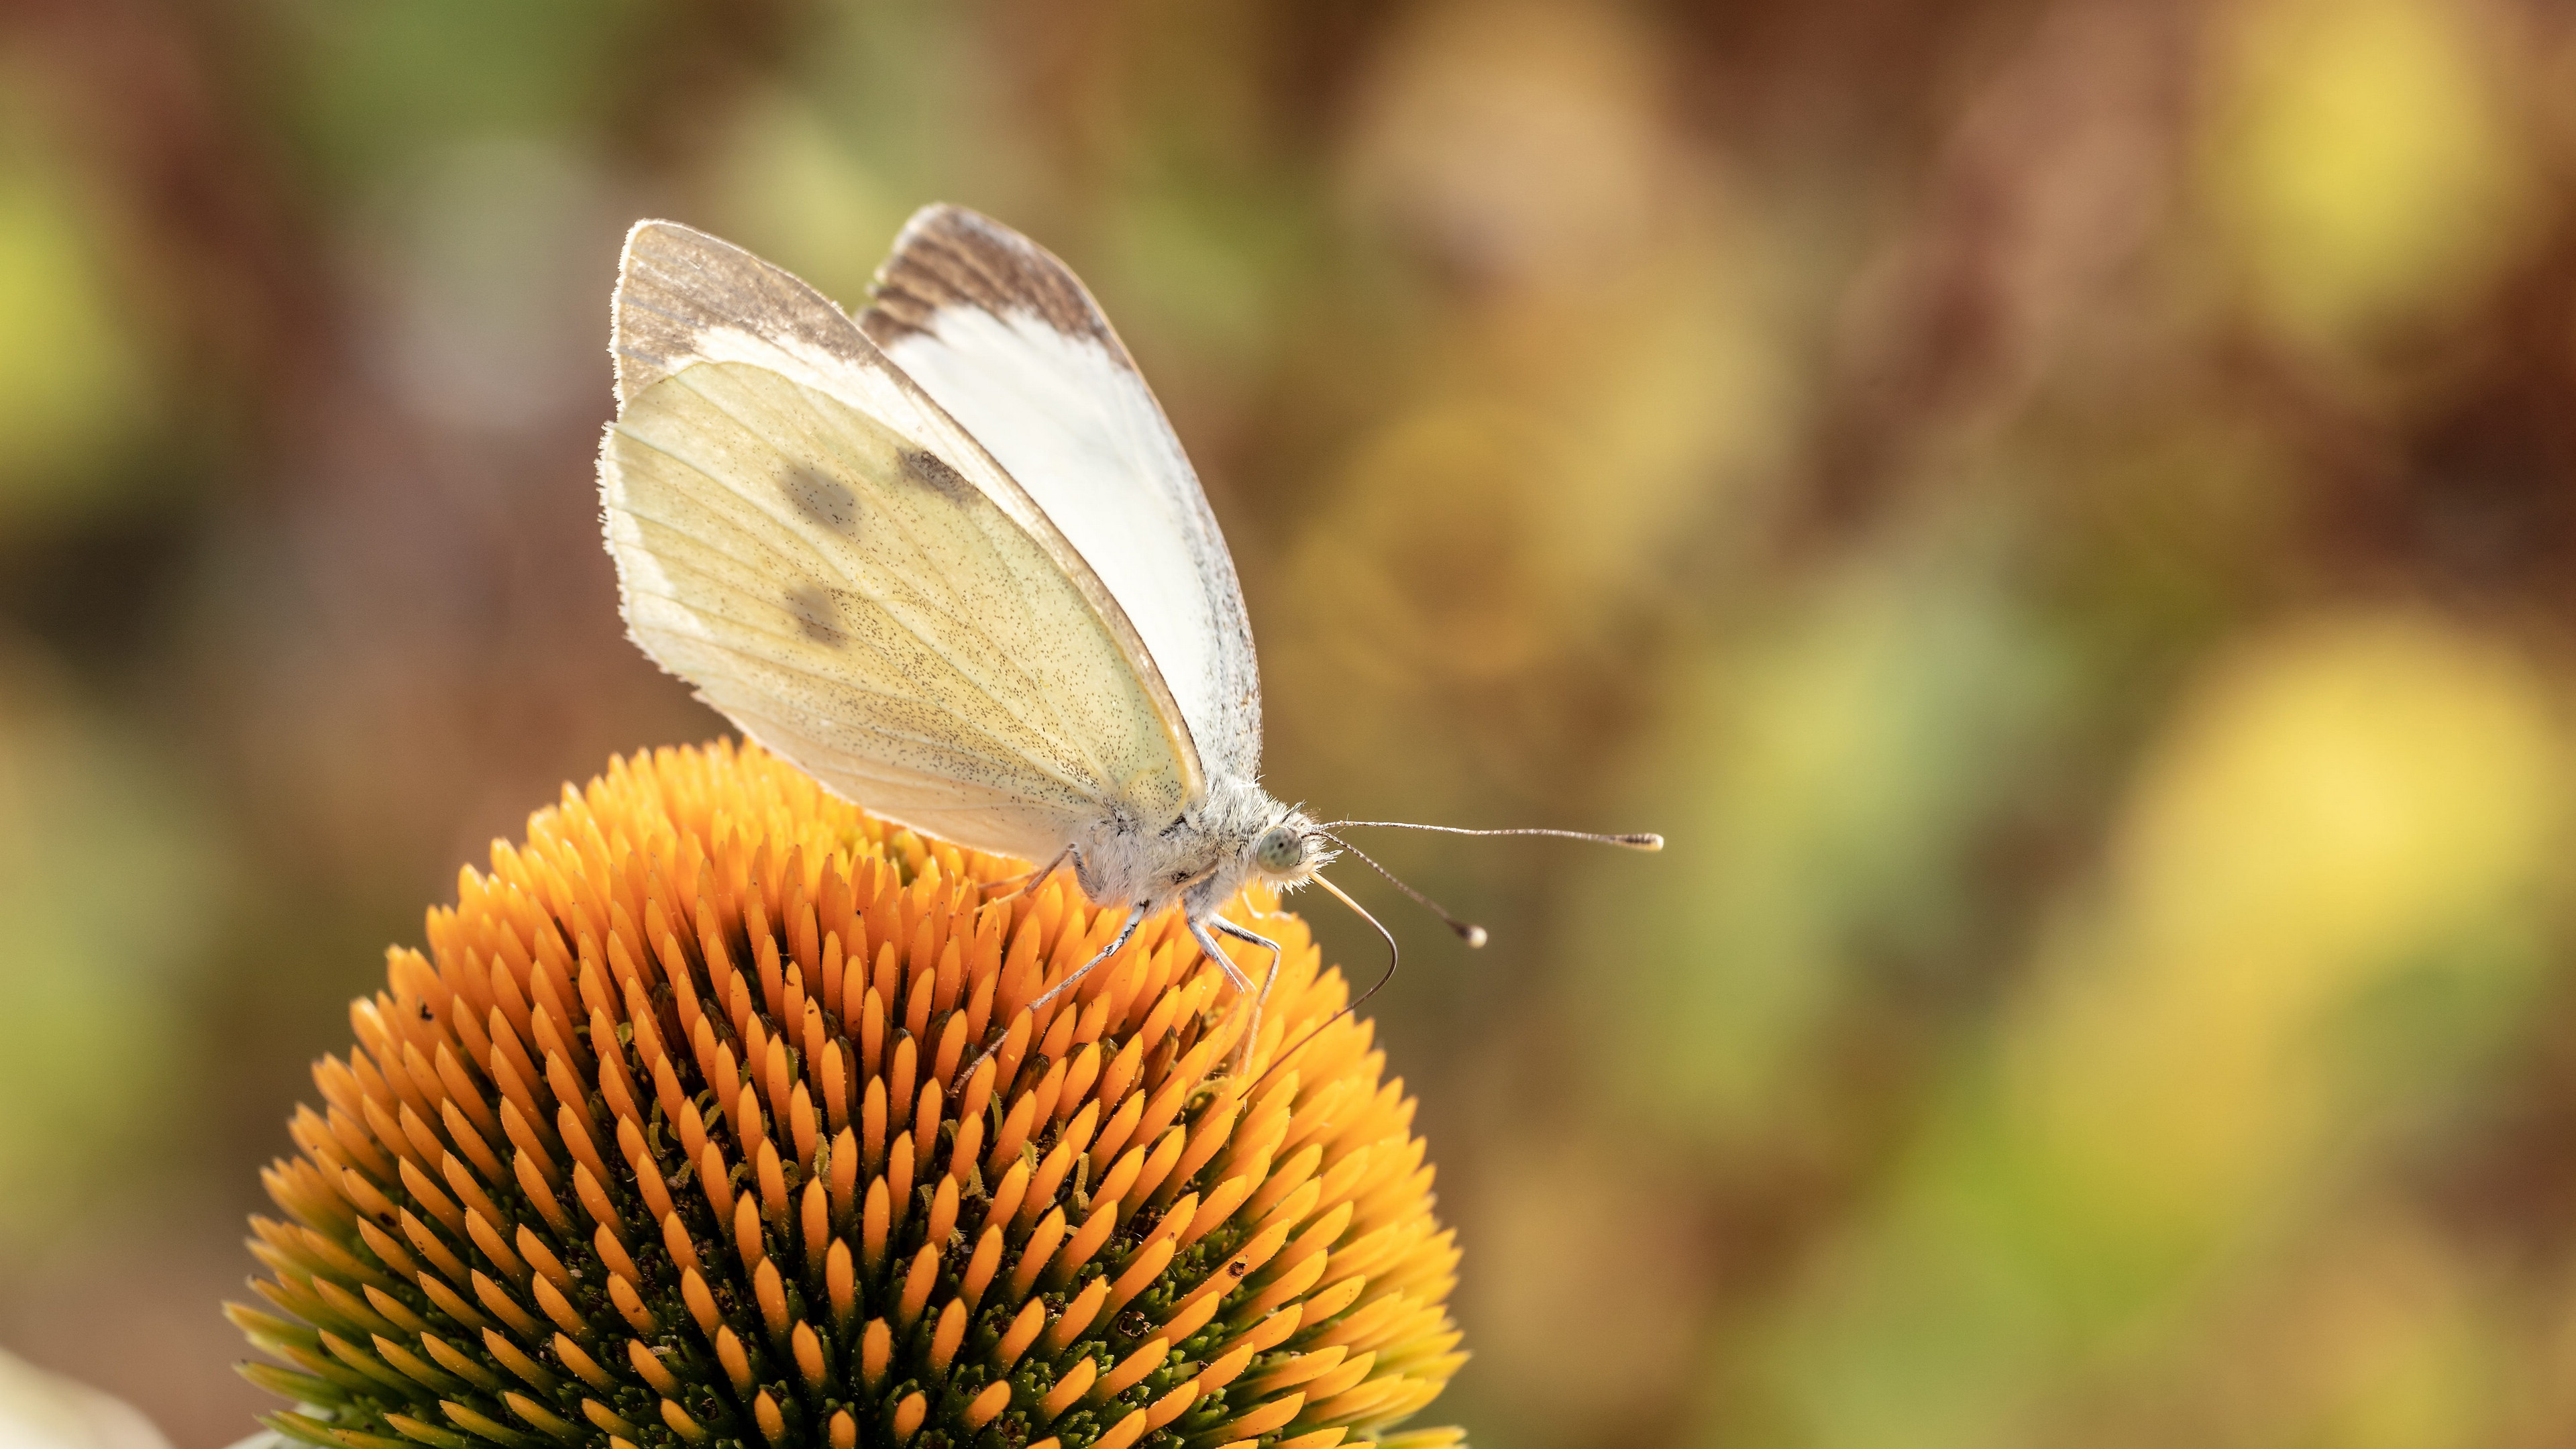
[597, 205, 1654, 1063]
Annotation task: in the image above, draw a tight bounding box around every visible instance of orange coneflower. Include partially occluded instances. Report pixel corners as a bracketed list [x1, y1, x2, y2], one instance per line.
[232, 741, 1467, 1449]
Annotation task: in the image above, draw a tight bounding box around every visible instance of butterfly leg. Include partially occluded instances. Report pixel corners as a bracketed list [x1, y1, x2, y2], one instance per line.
[1190, 914, 1282, 1077]
[955, 906, 1140, 1089]
[981, 844, 1079, 906]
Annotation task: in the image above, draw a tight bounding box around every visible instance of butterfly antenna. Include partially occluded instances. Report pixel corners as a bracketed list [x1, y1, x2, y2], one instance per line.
[1259, 873, 1397, 1089]
[1322, 820, 1664, 851]
[1317, 830, 1489, 948]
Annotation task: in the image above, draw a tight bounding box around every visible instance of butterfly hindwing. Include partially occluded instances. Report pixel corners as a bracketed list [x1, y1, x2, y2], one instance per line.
[860, 205, 1265, 785]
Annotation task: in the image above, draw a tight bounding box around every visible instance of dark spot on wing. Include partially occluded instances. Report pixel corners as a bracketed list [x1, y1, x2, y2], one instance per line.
[780, 465, 859, 536]
[901, 448, 975, 504]
[788, 585, 847, 648]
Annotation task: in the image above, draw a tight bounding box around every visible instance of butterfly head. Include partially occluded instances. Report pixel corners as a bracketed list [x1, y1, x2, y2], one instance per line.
[1246, 808, 1336, 891]
[1253, 822, 1303, 872]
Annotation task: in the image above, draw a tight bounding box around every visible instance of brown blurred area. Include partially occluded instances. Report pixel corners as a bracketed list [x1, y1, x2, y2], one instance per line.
[5, 0, 2576, 1444]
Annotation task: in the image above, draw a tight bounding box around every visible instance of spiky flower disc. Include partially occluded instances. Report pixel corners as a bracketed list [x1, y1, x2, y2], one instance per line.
[235, 742, 1466, 1449]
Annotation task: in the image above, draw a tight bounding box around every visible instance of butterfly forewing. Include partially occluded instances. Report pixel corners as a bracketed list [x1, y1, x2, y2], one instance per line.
[600, 222, 1202, 859]
[861, 205, 1265, 784]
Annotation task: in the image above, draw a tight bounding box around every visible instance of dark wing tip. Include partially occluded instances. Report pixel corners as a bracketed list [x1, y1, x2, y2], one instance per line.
[888, 202, 989, 248]
[614, 219, 743, 305]
[607, 219, 879, 408]
[610, 219, 749, 406]
[859, 202, 1122, 358]
[621, 216, 708, 253]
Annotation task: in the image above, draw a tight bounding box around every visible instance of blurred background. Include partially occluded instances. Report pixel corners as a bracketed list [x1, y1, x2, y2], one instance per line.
[3, 0, 2576, 1444]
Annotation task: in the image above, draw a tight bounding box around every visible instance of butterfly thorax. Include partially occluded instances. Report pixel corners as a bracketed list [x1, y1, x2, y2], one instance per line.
[1070, 773, 1320, 923]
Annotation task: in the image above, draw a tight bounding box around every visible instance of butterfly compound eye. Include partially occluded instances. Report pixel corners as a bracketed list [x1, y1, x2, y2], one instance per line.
[1254, 825, 1305, 873]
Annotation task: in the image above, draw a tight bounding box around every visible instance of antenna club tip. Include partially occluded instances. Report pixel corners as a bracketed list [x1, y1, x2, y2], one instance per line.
[1624, 834, 1664, 851]
[1460, 924, 1489, 949]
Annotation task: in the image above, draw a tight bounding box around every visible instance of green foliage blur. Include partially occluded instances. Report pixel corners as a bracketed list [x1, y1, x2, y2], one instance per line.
[4, 1, 2576, 1445]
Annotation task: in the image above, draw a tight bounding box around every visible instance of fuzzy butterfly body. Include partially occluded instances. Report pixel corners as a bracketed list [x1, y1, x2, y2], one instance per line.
[600, 206, 1656, 1059]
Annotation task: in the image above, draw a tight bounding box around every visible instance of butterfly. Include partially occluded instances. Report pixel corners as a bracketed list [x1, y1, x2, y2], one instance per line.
[596, 204, 1656, 1070]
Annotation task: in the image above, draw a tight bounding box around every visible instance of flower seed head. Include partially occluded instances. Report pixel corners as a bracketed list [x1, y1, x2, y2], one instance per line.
[231, 741, 1466, 1449]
